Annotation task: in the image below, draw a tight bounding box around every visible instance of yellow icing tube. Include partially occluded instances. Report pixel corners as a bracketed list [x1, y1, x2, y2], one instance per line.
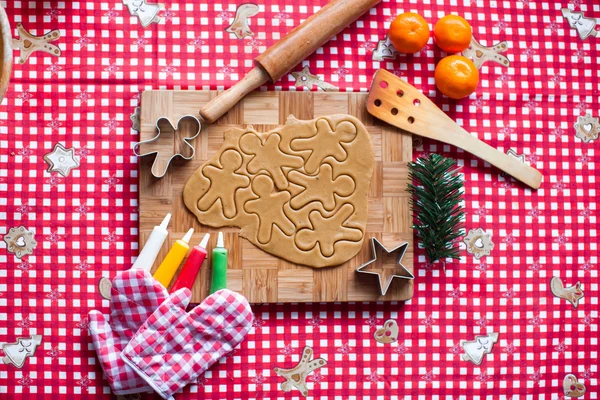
[153, 228, 194, 289]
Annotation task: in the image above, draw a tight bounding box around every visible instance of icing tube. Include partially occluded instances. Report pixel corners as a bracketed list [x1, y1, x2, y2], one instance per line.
[170, 233, 210, 292]
[209, 232, 228, 294]
[131, 213, 171, 271]
[153, 228, 194, 289]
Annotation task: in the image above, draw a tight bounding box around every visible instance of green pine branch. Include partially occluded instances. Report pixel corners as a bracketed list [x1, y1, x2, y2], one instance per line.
[407, 154, 465, 264]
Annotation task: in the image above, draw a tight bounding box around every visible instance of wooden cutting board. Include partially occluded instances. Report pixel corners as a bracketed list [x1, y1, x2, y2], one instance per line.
[139, 90, 413, 303]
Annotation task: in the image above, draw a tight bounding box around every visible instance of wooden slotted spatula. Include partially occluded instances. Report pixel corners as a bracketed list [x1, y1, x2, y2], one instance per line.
[367, 69, 542, 189]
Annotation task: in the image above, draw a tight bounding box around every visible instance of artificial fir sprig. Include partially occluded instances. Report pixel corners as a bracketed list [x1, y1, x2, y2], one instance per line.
[407, 154, 465, 264]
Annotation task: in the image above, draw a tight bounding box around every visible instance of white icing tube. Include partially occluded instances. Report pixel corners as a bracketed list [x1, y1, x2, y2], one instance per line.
[131, 213, 171, 271]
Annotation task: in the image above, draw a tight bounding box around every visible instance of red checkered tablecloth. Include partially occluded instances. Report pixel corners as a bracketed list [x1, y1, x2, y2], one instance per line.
[0, 0, 598, 399]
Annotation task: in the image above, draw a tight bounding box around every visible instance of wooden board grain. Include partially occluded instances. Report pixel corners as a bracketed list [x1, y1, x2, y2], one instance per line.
[139, 90, 413, 303]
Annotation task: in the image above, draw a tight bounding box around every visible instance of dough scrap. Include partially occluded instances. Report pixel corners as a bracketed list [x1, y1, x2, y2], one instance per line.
[183, 115, 374, 268]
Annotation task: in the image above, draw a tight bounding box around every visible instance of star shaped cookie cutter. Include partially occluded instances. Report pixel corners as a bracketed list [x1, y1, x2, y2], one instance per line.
[134, 115, 201, 178]
[356, 238, 414, 296]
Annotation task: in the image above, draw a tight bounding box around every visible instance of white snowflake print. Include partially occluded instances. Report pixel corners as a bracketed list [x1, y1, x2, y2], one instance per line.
[274, 12, 290, 23]
[502, 233, 516, 246]
[568, 0, 583, 8]
[104, 231, 120, 246]
[582, 368, 593, 380]
[104, 61, 120, 76]
[46, 8, 61, 20]
[392, 66, 405, 77]
[476, 317, 489, 328]
[46, 230, 62, 245]
[524, 99, 538, 111]
[250, 373, 265, 386]
[580, 260, 593, 274]
[366, 371, 381, 383]
[529, 314, 543, 328]
[308, 371, 324, 384]
[47, 118, 62, 132]
[75, 260, 91, 274]
[161, 63, 177, 77]
[573, 48, 588, 62]
[575, 102, 587, 115]
[18, 89, 33, 103]
[75, 203, 90, 216]
[104, 118, 118, 133]
[189, 36, 205, 50]
[161, 8, 176, 22]
[554, 233, 568, 247]
[252, 316, 265, 330]
[550, 127, 565, 140]
[528, 207, 541, 219]
[18, 374, 33, 387]
[17, 146, 33, 159]
[245, 37, 263, 51]
[546, 21, 559, 33]
[422, 261, 435, 272]
[476, 372, 492, 384]
[472, 96, 486, 110]
[360, 41, 377, 52]
[530, 369, 542, 385]
[521, 47, 537, 60]
[334, 67, 349, 79]
[449, 287, 462, 302]
[76, 90, 91, 104]
[75, 147, 91, 159]
[337, 342, 351, 355]
[494, 19, 509, 32]
[503, 342, 517, 355]
[394, 343, 408, 355]
[217, 11, 232, 21]
[18, 201, 32, 214]
[528, 260, 542, 274]
[46, 288, 63, 302]
[46, 174, 62, 188]
[17, 260, 33, 273]
[196, 374, 207, 387]
[77, 375, 92, 392]
[475, 262, 490, 275]
[496, 72, 511, 86]
[219, 65, 235, 79]
[449, 343, 462, 355]
[421, 314, 435, 328]
[577, 154, 590, 167]
[76, 317, 90, 330]
[134, 36, 148, 48]
[104, 174, 120, 188]
[47, 346, 62, 360]
[421, 370, 436, 384]
[502, 287, 517, 301]
[554, 341, 567, 354]
[308, 316, 323, 327]
[280, 343, 294, 357]
[581, 314, 593, 328]
[104, 8, 118, 22]
[549, 75, 562, 87]
[365, 314, 380, 328]
[76, 35, 92, 49]
[552, 180, 567, 192]
[526, 151, 540, 165]
[18, 317, 32, 328]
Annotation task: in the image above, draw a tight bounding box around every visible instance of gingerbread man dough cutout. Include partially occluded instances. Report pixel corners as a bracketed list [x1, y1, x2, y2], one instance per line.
[197, 150, 250, 218]
[463, 36, 510, 70]
[288, 163, 355, 211]
[291, 119, 358, 174]
[244, 175, 295, 244]
[274, 347, 327, 397]
[295, 203, 363, 257]
[240, 132, 303, 190]
[225, 3, 260, 39]
[12, 23, 61, 64]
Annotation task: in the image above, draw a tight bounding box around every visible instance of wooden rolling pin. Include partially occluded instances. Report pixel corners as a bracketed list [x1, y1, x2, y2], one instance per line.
[199, 0, 381, 123]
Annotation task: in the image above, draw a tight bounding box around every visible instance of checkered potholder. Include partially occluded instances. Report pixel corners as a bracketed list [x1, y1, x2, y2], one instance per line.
[121, 288, 253, 400]
[88, 269, 169, 395]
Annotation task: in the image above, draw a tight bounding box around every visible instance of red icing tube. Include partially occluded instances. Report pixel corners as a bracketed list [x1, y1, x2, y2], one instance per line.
[170, 233, 210, 292]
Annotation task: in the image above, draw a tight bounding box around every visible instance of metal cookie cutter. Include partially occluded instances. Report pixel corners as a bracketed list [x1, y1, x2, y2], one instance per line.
[133, 115, 201, 178]
[356, 238, 414, 296]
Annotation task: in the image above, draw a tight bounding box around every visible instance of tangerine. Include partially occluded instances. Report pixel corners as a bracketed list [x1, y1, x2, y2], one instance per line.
[434, 15, 472, 53]
[434, 55, 479, 99]
[388, 12, 430, 54]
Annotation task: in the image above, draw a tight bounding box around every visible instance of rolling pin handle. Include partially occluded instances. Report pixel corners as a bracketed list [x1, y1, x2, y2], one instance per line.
[199, 66, 271, 124]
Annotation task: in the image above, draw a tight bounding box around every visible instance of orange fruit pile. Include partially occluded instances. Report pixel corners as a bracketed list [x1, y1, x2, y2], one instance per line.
[434, 55, 479, 99]
[388, 12, 430, 54]
[434, 15, 472, 53]
[387, 12, 479, 99]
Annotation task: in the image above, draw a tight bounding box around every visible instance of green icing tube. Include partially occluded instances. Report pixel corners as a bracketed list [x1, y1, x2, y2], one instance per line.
[210, 232, 227, 294]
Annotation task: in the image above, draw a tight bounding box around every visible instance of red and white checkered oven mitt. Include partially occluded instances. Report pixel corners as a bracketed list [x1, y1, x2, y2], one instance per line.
[88, 269, 169, 395]
[121, 288, 253, 400]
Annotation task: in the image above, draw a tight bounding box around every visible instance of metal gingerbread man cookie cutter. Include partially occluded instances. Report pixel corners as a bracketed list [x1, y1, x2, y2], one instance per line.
[133, 115, 201, 178]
